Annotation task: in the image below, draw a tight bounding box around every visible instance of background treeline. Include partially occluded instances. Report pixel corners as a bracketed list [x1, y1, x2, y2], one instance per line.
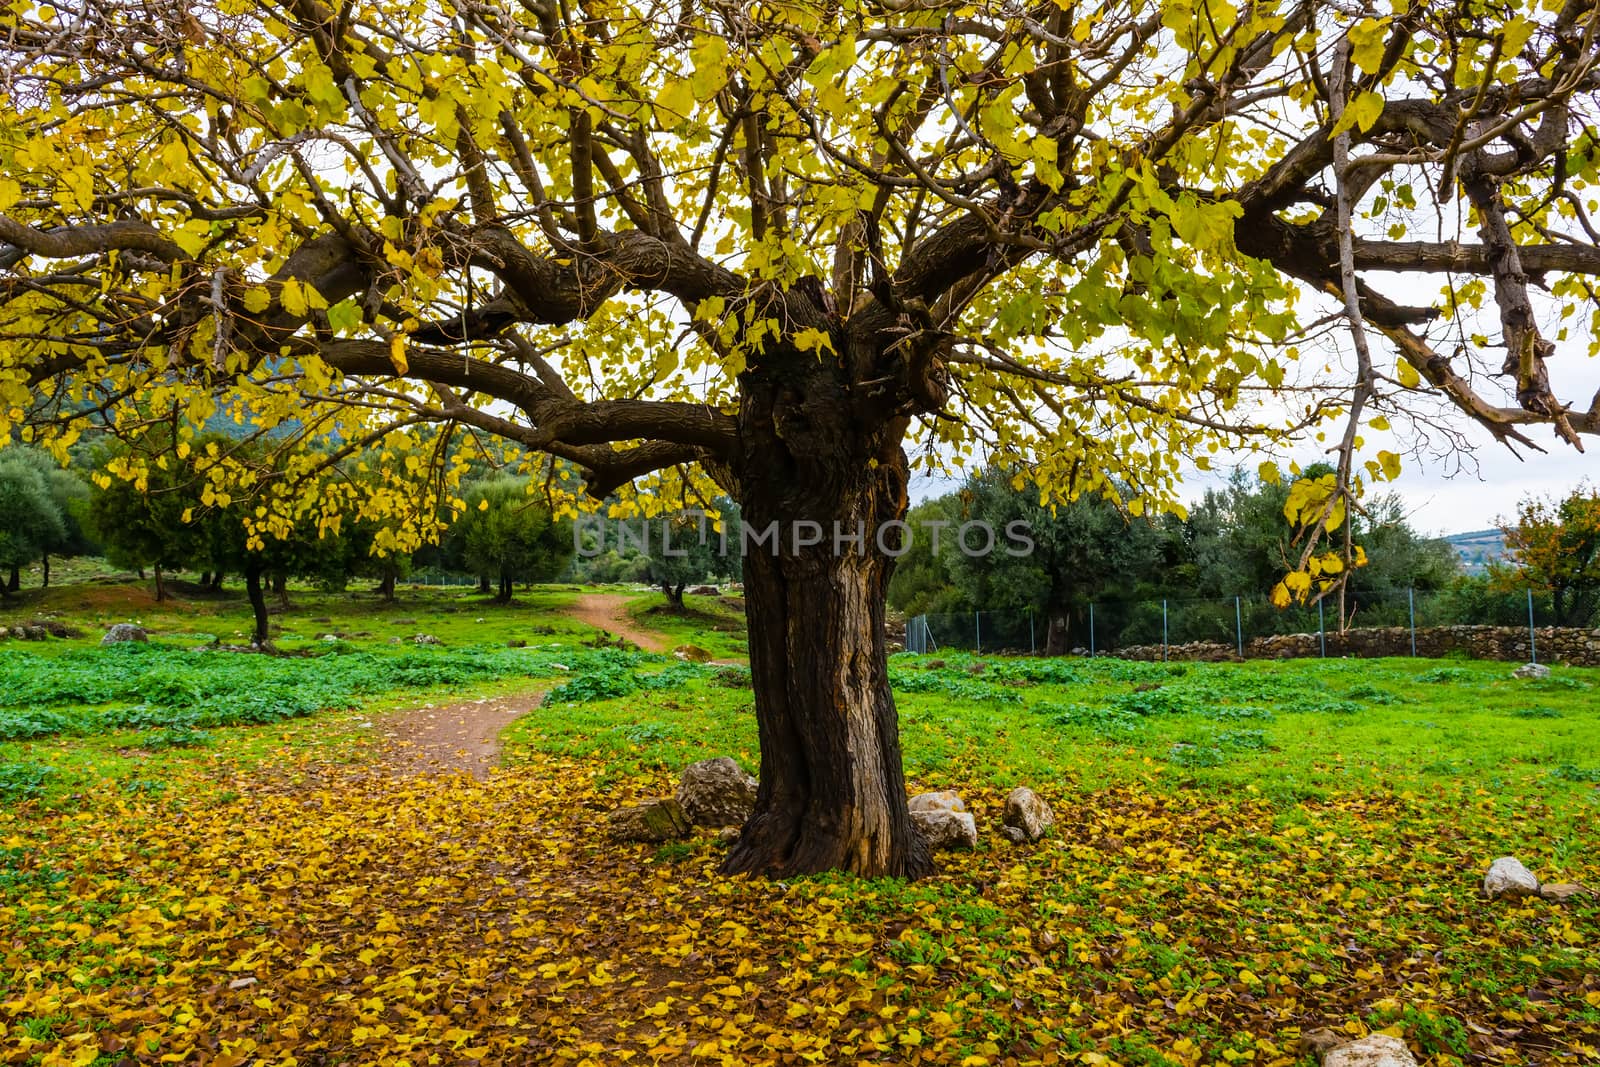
[885, 466, 1557, 653]
[5, 430, 1595, 650]
[0, 431, 576, 644]
[567, 503, 743, 608]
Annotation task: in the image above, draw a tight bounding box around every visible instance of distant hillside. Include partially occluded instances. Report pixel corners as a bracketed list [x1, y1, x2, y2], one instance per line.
[1444, 529, 1507, 574]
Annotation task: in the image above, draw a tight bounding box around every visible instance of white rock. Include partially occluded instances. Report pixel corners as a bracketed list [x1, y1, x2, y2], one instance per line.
[1321, 1034, 1418, 1067]
[1484, 856, 1540, 898]
[1512, 662, 1551, 680]
[908, 790, 966, 814]
[101, 623, 148, 645]
[675, 757, 757, 827]
[1002, 787, 1056, 842]
[911, 808, 978, 850]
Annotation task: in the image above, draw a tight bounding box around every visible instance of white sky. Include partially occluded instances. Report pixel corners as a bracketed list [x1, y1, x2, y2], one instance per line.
[910, 426, 1599, 538]
[903, 250, 1600, 538]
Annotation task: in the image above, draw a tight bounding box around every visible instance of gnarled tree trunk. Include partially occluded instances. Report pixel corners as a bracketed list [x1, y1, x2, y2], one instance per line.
[721, 345, 932, 879]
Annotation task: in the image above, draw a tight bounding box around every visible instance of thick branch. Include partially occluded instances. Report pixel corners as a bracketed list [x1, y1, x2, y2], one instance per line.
[311, 339, 737, 452]
[0, 216, 188, 269]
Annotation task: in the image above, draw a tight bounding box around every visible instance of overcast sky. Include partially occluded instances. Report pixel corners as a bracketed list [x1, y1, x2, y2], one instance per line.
[903, 254, 1600, 538]
[909, 397, 1600, 538]
[912, 430, 1597, 538]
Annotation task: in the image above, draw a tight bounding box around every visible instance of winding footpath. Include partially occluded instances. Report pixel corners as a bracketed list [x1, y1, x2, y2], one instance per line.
[376, 592, 669, 776]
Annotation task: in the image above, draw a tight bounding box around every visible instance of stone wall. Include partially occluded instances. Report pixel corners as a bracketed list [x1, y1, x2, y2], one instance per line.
[1112, 624, 1600, 667]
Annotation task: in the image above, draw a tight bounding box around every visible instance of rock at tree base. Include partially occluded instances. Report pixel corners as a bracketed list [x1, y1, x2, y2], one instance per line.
[999, 825, 1029, 845]
[1002, 787, 1055, 842]
[1484, 856, 1540, 898]
[1538, 882, 1593, 902]
[911, 808, 978, 850]
[1298, 1030, 1346, 1057]
[673, 644, 713, 663]
[687, 585, 718, 596]
[101, 624, 148, 645]
[908, 790, 966, 814]
[676, 757, 757, 827]
[1512, 662, 1551, 679]
[1319, 1034, 1418, 1067]
[608, 798, 691, 842]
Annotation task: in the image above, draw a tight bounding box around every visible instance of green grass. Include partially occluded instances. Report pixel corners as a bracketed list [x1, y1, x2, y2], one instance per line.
[2, 576, 593, 655]
[1, 582, 1597, 1064]
[503, 650, 1600, 826]
[624, 591, 750, 659]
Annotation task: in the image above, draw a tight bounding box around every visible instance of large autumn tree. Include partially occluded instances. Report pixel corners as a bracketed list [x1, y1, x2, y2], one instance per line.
[4, 0, 1600, 875]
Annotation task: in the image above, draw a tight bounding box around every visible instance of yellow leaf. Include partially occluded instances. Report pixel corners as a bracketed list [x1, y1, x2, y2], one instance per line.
[1396, 358, 1421, 388]
[388, 333, 409, 375]
[280, 278, 308, 318]
[656, 78, 696, 124]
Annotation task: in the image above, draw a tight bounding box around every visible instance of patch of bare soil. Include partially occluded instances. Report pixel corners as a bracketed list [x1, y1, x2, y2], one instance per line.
[569, 592, 669, 652]
[377, 690, 546, 778]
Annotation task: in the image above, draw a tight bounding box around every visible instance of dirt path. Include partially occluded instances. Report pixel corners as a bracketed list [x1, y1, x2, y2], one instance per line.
[377, 595, 676, 777]
[569, 592, 670, 652]
[377, 690, 545, 778]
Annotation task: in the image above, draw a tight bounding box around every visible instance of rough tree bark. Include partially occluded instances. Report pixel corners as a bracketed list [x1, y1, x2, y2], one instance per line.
[660, 581, 687, 612]
[721, 346, 932, 879]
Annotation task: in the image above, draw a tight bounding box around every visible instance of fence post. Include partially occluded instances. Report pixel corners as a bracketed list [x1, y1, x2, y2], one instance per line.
[1528, 589, 1537, 664]
[1408, 588, 1417, 657]
[1029, 611, 1036, 654]
[975, 611, 981, 654]
[1318, 599, 1326, 658]
[1235, 596, 1243, 660]
[1162, 599, 1169, 662]
[1089, 603, 1096, 658]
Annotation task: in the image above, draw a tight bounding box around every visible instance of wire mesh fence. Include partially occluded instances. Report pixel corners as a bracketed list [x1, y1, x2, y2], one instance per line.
[905, 587, 1597, 663]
